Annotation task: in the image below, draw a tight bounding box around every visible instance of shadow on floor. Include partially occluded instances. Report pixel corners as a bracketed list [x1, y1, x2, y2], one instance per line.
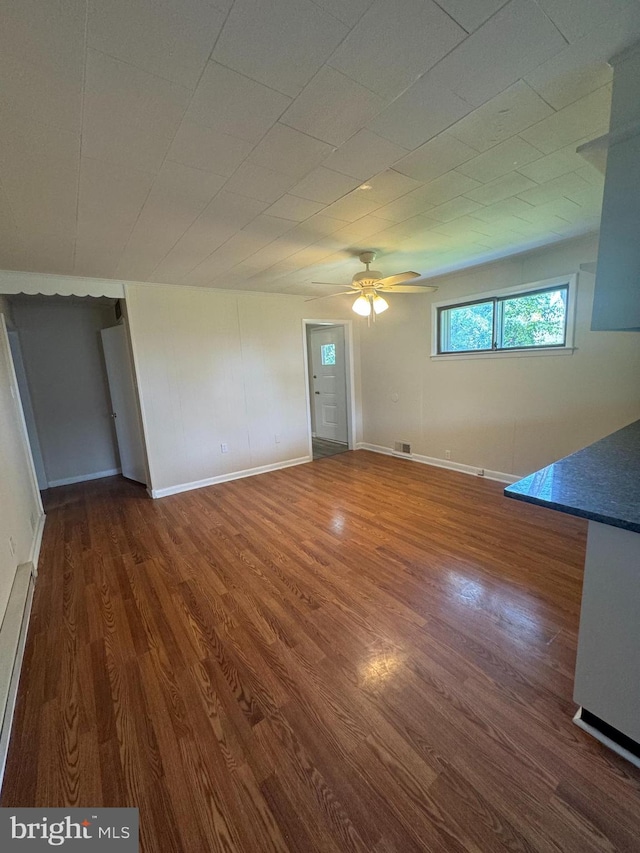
[312, 437, 349, 460]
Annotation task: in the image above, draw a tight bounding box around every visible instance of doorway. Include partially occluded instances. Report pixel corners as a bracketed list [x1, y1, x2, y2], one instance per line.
[304, 320, 354, 461]
[6, 294, 148, 491]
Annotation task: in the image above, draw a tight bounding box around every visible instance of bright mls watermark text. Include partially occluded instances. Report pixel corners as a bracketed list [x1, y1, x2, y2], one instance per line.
[0, 809, 138, 850]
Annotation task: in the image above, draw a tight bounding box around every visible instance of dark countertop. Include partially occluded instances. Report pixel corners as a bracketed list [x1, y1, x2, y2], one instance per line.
[504, 419, 640, 533]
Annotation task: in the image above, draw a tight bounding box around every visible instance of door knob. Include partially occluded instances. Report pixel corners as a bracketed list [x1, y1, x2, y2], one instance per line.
[315, 391, 320, 395]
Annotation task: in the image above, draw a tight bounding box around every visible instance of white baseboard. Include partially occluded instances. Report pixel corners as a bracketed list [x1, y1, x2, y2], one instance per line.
[47, 467, 121, 488]
[149, 455, 312, 499]
[0, 563, 35, 793]
[356, 442, 519, 485]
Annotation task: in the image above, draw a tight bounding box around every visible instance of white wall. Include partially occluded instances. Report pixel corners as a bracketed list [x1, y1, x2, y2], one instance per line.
[0, 314, 42, 624]
[359, 234, 640, 477]
[0, 296, 14, 328]
[125, 283, 359, 494]
[11, 297, 120, 486]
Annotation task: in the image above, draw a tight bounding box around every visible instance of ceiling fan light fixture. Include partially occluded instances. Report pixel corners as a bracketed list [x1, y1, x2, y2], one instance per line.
[352, 294, 372, 316]
[373, 295, 388, 314]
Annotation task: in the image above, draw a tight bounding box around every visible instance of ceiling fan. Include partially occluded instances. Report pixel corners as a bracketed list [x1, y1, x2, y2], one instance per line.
[307, 251, 437, 322]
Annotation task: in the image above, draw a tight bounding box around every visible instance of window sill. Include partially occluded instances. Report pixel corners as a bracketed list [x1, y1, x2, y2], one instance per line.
[430, 347, 576, 361]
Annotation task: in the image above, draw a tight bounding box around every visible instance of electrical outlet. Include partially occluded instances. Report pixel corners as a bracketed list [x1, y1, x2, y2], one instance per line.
[8, 536, 16, 557]
[444, 450, 451, 460]
[220, 443, 228, 454]
[274, 434, 281, 444]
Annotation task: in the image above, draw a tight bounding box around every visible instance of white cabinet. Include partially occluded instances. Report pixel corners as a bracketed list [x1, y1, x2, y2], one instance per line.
[592, 42, 640, 332]
[574, 521, 640, 745]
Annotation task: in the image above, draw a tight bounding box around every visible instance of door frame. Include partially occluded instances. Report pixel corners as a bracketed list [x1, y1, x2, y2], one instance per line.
[302, 318, 356, 458]
[7, 329, 48, 490]
[0, 293, 151, 494]
[0, 314, 44, 516]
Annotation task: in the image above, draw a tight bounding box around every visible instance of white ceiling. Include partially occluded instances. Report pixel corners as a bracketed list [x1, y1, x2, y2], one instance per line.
[1, 0, 640, 295]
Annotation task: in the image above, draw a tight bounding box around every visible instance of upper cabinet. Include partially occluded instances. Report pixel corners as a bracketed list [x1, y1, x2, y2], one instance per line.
[592, 43, 640, 332]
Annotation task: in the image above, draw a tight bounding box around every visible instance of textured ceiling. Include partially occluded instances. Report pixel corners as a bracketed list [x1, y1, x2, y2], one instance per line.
[1, 0, 640, 296]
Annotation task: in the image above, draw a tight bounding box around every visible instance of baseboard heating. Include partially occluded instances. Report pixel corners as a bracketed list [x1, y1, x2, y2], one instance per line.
[0, 563, 35, 790]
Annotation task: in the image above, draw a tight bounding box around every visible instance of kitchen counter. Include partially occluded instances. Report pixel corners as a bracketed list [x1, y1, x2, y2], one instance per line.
[504, 419, 640, 534]
[505, 418, 640, 767]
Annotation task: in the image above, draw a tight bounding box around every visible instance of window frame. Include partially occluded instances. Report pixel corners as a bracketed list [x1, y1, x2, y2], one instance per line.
[431, 274, 577, 360]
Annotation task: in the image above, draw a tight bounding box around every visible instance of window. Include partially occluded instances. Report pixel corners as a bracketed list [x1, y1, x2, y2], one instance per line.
[435, 278, 575, 357]
[321, 343, 336, 365]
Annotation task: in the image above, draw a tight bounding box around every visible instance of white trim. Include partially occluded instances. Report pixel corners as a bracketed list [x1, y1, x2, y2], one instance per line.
[0, 270, 125, 299]
[149, 455, 311, 499]
[47, 468, 121, 488]
[0, 564, 35, 792]
[431, 347, 576, 362]
[302, 318, 357, 459]
[573, 707, 640, 770]
[356, 442, 519, 484]
[0, 315, 44, 517]
[430, 274, 578, 358]
[29, 514, 46, 579]
[123, 284, 157, 491]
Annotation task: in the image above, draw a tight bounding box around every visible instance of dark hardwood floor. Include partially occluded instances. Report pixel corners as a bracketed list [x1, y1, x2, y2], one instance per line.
[3, 451, 640, 852]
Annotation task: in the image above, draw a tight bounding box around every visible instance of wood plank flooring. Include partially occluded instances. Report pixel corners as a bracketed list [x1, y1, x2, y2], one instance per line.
[3, 451, 640, 852]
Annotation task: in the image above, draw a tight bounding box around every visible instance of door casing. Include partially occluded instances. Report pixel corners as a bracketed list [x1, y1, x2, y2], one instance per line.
[302, 319, 356, 458]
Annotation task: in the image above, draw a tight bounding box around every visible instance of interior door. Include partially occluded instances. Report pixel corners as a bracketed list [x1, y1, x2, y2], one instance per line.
[101, 325, 147, 484]
[310, 325, 348, 443]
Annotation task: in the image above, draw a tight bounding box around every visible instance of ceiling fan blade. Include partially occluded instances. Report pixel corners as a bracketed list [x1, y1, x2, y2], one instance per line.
[304, 291, 358, 302]
[375, 271, 421, 287]
[311, 281, 354, 287]
[377, 284, 438, 293]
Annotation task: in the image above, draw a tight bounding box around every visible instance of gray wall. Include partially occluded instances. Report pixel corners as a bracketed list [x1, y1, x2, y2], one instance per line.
[12, 296, 120, 486]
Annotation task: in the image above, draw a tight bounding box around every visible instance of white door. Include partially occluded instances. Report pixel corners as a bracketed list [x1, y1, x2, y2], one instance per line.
[310, 325, 348, 443]
[101, 325, 147, 484]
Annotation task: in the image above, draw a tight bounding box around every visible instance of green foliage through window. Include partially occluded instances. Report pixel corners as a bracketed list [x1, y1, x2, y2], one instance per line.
[438, 285, 569, 354]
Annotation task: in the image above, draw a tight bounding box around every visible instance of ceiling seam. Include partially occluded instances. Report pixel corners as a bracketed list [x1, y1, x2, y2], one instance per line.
[305, 0, 366, 28]
[429, 0, 472, 35]
[531, 0, 570, 46]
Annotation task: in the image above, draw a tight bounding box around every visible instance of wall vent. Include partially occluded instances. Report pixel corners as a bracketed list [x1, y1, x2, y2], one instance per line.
[394, 441, 412, 455]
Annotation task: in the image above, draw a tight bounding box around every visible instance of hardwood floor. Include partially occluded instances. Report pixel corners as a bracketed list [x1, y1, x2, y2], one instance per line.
[3, 451, 640, 852]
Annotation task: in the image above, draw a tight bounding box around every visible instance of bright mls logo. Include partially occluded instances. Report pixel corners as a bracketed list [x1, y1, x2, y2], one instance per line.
[0, 808, 138, 851]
